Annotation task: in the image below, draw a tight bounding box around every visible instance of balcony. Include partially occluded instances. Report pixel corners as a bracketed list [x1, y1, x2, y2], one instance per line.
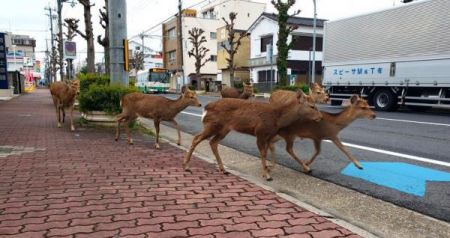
[248, 55, 277, 68]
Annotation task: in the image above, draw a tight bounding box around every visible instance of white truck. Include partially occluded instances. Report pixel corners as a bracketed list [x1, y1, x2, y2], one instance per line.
[322, 0, 450, 111]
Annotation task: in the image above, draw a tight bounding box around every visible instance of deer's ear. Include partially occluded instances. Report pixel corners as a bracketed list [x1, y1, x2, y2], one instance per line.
[350, 94, 359, 104]
[308, 88, 312, 94]
[296, 90, 306, 102]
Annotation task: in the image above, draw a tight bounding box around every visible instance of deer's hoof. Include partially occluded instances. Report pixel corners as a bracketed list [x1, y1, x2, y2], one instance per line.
[128, 140, 134, 145]
[57, 123, 61, 128]
[266, 177, 273, 181]
[71, 126, 75, 131]
[184, 168, 192, 172]
[115, 138, 118, 142]
[155, 144, 160, 149]
[222, 171, 230, 175]
[355, 162, 363, 170]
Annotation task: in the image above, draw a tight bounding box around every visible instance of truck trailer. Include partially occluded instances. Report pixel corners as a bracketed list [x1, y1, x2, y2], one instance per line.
[322, 0, 450, 111]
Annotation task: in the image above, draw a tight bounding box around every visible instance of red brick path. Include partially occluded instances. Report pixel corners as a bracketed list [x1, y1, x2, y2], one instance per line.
[0, 89, 360, 238]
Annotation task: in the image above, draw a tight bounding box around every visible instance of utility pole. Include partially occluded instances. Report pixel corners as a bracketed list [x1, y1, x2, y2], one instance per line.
[57, 0, 66, 81]
[177, 0, 185, 88]
[311, 0, 317, 85]
[45, 6, 56, 83]
[108, 0, 129, 86]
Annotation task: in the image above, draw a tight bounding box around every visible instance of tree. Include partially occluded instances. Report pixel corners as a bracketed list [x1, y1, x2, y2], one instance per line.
[221, 12, 248, 87]
[98, 0, 109, 74]
[133, 51, 144, 71]
[64, 21, 77, 79]
[187, 27, 210, 90]
[65, 0, 95, 73]
[49, 46, 59, 81]
[271, 0, 300, 86]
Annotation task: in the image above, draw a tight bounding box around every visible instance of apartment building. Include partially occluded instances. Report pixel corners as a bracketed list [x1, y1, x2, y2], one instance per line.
[248, 13, 326, 92]
[162, 0, 265, 91]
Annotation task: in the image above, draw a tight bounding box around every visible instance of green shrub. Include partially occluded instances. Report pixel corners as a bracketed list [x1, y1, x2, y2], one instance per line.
[78, 83, 137, 114]
[129, 76, 136, 87]
[273, 84, 309, 93]
[79, 73, 110, 92]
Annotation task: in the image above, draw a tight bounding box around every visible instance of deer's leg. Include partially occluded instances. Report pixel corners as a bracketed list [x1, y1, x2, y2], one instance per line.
[69, 105, 75, 131]
[115, 113, 127, 141]
[171, 119, 181, 145]
[124, 115, 137, 145]
[183, 126, 215, 172]
[332, 137, 363, 169]
[306, 139, 321, 166]
[256, 138, 272, 181]
[52, 96, 60, 128]
[285, 136, 311, 173]
[209, 129, 230, 174]
[267, 143, 277, 171]
[154, 119, 161, 149]
[62, 107, 66, 123]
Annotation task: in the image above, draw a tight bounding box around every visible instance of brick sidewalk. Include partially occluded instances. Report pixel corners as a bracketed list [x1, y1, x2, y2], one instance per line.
[0, 89, 360, 238]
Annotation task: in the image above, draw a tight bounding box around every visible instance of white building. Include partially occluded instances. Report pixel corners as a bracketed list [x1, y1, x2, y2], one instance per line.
[163, 0, 266, 91]
[247, 13, 326, 92]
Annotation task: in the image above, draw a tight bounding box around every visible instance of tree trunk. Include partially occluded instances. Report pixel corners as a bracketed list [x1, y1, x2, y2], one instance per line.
[84, 4, 95, 73]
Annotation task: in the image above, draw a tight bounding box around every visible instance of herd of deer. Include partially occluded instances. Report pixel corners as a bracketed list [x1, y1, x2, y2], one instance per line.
[50, 81, 376, 181]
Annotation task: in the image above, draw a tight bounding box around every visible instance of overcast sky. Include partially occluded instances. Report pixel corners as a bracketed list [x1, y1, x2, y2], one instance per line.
[0, 0, 412, 64]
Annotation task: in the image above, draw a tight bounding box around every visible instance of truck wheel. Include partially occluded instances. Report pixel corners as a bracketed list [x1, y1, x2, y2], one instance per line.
[373, 89, 398, 111]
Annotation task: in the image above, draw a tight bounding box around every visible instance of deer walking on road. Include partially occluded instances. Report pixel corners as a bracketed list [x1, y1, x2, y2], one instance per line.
[183, 90, 322, 181]
[220, 83, 254, 99]
[116, 86, 202, 149]
[49, 80, 80, 131]
[269, 94, 376, 170]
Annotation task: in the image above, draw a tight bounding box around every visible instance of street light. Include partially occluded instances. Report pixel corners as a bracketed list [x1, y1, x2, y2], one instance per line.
[311, 0, 317, 85]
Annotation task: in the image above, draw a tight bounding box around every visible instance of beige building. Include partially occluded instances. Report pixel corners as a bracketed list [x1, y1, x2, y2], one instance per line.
[217, 26, 251, 87]
[162, 0, 266, 91]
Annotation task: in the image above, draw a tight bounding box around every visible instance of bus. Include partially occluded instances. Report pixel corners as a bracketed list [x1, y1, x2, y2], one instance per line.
[135, 68, 170, 93]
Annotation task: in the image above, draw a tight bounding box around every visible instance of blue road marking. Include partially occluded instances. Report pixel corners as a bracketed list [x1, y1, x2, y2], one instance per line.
[341, 162, 450, 197]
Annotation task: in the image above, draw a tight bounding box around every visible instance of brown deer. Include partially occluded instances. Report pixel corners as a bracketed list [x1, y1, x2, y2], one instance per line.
[115, 86, 202, 149]
[269, 95, 376, 170]
[220, 83, 254, 99]
[183, 90, 322, 181]
[49, 80, 80, 131]
[271, 83, 329, 105]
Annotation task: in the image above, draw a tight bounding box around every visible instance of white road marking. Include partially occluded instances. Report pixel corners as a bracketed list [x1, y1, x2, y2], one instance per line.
[179, 110, 450, 168]
[181, 111, 202, 117]
[375, 117, 450, 127]
[324, 140, 450, 168]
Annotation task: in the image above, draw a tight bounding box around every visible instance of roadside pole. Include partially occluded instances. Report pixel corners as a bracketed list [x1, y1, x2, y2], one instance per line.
[108, 0, 129, 86]
[177, 0, 185, 91]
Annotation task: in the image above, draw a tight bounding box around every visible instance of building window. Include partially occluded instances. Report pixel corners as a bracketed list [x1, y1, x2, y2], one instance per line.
[210, 32, 217, 39]
[258, 70, 276, 82]
[210, 55, 217, 62]
[291, 35, 323, 51]
[168, 28, 176, 40]
[260, 35, 273, 53]
[168, 50, 176, 62]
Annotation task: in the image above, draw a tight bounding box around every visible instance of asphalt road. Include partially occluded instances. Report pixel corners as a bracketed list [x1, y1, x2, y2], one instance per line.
[161, 94, 450, 222]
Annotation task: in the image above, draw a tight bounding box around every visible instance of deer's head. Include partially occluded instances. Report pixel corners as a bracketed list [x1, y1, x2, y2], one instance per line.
[308, 83, 329, 103]
[181, 86, 202, 107]
[292, 90, 322, 122]
[69, 80, 80, 96]
[242, 83, 255, 98]
[347, 95, 376, 120]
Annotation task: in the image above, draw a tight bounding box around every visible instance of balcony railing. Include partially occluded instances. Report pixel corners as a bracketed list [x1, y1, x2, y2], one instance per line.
[248, 55, 277, 67]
